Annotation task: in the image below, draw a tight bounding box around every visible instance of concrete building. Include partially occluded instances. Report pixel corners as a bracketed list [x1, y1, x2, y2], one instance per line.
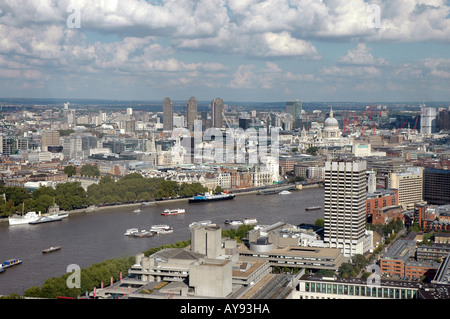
[186, 96, 197, 131]
[286, 100, 302, 122]
[211, 98, 223, 129]
[388, 167, 425, 210]
[324, 159, 368, 257]
[163, 97, 173, 131]
[295, 274, 424, 299]
[420, 105, 437, 135]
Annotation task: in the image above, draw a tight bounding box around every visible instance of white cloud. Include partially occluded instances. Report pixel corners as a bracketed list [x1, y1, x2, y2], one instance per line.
[338, 43, 388, 66]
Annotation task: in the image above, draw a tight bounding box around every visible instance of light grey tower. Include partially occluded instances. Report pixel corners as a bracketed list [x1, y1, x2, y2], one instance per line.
[211, 98, 223, 128]
[324, 159, 367, 257]
[163, 97, 173, 131]
[186, 96, 198, 131]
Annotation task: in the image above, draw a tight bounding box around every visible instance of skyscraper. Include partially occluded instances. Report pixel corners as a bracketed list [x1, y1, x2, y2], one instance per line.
[324, 159, 367, 257]
[286, 100, 302, 120]
[163, 97, 173, 131]
[211, 98, 223, 129]
[186, 96, 197, 131]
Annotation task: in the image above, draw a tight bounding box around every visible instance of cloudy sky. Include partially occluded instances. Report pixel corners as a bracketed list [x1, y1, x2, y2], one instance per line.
[0, 0, 449, 103]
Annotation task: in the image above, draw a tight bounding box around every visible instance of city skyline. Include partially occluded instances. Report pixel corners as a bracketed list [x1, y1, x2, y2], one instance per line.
[0, 1, 449, 103]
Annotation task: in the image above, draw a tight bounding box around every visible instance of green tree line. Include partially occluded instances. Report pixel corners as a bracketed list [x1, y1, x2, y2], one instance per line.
[0, 173, 207, 218]
[21, 240, 191, 299]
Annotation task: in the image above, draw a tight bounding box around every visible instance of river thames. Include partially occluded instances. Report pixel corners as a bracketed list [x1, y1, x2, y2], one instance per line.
[0, 187, 324, 295]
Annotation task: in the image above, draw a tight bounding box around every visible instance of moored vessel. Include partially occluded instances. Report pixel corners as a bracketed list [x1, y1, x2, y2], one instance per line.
[224, 219, 244, 226]
[305, 206, 322, 211]
[188, 192, 235, 203]
[8, 211, 39, 226]
[243, 218, 258, 225]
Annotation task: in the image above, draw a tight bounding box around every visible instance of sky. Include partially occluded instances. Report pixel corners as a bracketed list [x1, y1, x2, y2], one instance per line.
[0, 0, 449, 103]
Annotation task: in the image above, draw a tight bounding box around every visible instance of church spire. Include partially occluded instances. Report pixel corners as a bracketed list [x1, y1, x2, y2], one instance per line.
[329, 105, 334, 118]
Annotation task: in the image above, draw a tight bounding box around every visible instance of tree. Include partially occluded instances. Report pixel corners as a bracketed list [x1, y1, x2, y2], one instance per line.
[64, 165, 77, 177]
[315, 218, 324, 227]
[306, 146, 318, 156]
[80, 164, 100, 177]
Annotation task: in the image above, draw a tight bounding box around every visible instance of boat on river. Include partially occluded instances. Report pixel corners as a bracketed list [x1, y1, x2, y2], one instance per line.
[189, 220, 216, 228]
[279, 190, 291, 195]
[1, 259, 22, 269]
[29, 213, 68, 225]
[42, 246, 61, 254]
[224, 219, 244, 226]
[150, 225, 173, 234]
[9, 211, 39, 226]
[188, 192, 235, 203]
[161, 208, 185, 216]
[132, 230, 156, 238]
[305, 206, 322, 211]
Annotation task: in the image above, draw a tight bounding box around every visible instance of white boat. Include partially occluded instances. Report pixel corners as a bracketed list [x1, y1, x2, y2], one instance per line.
[161, 208, 185, 216]
[243, 218, 258, 225]
[150, 225, 173, 234]
[279, 190, 291, 195]
[8, 211, 39, 226]
[29, 213, 67, 225]
[124, 228, 139, 236]
[133, 208, 141, 213]
[224, 219, 244, 226]
[189, 220, 216, 228]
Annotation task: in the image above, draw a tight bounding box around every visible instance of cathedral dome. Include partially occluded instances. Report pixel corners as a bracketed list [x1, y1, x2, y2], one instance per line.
[323, 106, 339, 130]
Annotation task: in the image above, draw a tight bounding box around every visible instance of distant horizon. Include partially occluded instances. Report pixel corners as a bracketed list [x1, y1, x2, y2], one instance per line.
[0, 97, 448, 106]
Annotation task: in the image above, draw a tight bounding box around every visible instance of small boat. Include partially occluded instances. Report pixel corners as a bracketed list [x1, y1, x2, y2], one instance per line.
[243, 218, 258, 225]
[133, 208, 141, 213]
[306, 206, 322, 211]
[42, 246, 61, 254]
[279, 190, 291, 195]
[131, 230, 155, 238]
[1, 259, 22, 269]
[124, 228, 139, 236]
[224, 219, 243, 226]
[189, 220, 216, 228]
[150, 225, 173, 234]
[161, 208, 185, 216]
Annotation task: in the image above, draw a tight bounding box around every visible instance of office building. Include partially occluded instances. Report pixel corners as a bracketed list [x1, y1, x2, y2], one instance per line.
[41, 130, 60, 150]
[163, 97, 173, 131]
[420, 105, 437, 135]
[186, 96, 197, 131]
[324, 159, 367, 257]
[423, 168, 450, 205]
[211, 98, 223, 129]
[388, 167, 424, 210]
[286, 100, 302, 120]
